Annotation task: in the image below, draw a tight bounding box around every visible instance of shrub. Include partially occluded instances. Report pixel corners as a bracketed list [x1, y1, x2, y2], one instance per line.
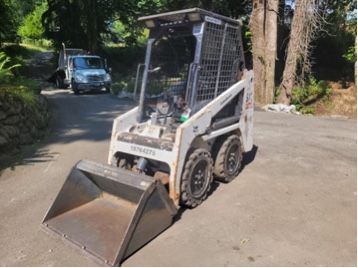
[291, 76, 332, 114]
[17, 1, 47, 41]
[0, 52, 21, 84]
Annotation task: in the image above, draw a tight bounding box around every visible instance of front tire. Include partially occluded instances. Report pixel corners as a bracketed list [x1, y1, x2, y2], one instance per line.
[214, 135, 243, 183]
[71, 80, 79, 95]
[180, 148, 213, 208]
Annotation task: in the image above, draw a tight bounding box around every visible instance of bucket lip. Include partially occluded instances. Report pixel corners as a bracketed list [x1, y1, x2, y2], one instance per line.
[76, 159, 156, 191]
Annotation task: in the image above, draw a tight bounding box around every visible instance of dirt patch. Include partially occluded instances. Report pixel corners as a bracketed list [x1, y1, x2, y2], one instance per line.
[314, 81, 356, 118]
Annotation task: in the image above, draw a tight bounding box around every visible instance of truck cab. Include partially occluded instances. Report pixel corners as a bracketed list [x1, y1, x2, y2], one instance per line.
[56, 48, 112, 94]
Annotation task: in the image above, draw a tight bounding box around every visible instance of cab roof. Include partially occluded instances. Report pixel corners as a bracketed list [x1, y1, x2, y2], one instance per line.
[138, 8, 241, 27]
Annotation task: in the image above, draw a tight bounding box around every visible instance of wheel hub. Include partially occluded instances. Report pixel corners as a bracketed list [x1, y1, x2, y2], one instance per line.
[190, 160, 208, 197]
[226, 144, 239, 175]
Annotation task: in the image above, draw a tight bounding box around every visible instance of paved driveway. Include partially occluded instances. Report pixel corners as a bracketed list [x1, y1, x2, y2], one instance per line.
[0, 90, 356, 266]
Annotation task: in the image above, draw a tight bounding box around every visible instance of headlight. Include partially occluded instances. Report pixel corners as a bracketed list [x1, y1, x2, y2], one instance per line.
[75, 73, 87, 83]
[104, 73, 111, 82]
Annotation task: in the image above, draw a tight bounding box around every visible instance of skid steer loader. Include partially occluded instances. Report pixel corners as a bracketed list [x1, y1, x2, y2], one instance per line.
[43, 8, 254, 266]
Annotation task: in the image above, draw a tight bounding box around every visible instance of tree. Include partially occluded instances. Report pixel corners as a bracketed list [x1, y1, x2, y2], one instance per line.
[18, 1, 47, 41]
[42, 0, 118, 52]
[0, 0, 20, 45]
[312, 0, 356, 81]
[277, 0, 322, 104]
[250, 0, 279, 104]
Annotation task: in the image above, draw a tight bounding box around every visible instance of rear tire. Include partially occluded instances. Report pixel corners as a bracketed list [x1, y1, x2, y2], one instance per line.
[56, 76, 65, 89]
[180, 148, 213, 208]
[214, 135, 242, 183]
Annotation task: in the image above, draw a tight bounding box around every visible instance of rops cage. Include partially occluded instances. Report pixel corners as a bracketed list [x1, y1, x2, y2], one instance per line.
[136, 8, 246, 122]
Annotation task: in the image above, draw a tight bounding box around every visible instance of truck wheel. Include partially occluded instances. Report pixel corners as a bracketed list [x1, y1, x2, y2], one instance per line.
[56, 76, 64, 89]
[71, 80, 79, 95]
[214, 135, 242, 183]
[180, 148, 213, 208]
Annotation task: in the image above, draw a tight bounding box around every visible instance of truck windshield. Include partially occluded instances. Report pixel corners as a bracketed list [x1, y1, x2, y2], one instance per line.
[73, 57, 104, 69]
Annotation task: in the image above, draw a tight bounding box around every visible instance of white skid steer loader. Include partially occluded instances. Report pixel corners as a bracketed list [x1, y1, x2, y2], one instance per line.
[43, 8, 254, 266]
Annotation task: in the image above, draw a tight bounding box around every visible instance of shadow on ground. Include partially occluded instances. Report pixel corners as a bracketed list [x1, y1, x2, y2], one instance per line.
[1, 90, 135, 173]
[174, 145, 258, 223]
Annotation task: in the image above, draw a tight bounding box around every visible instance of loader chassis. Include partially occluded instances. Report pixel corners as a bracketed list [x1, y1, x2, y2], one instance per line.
[109, 8, 253, 206]
[43, 8, 254, 266]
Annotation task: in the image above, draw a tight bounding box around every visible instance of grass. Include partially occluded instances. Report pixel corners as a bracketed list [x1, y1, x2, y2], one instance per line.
[20, 42, 51, 52]
[1, 42, 49, 60]
[0, 76, 40, 103]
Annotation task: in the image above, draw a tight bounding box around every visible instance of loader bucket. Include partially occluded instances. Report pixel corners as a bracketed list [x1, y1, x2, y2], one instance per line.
[42, 160, 177, 266]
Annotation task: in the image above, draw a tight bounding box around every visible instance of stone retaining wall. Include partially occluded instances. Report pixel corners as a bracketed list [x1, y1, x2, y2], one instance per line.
[0, 94, 49, 154]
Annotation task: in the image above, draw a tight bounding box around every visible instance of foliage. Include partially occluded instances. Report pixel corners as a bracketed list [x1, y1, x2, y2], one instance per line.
[0, 52, 21, 84]
[343, 45, 356, 63]
[18, 1, 48, 41]
[111, 75, 136, 95]
[42, 0, 127, 52]
[0, 84, 36, 105]
[291, 76, 332, 114]
[312, 0, 357, 81]
[0, 0, 20, 44]
[101, 44, 146, 75]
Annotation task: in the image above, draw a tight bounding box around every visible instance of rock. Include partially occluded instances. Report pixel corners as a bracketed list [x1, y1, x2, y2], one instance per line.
[0, 110, 6, 120]
[19, 133, 33, 145]
[6, 103, 22, 115]
[0, 135, 8, 147]
[263, 104, 300, 115]
[1, 125, 20, 137]
[20, 126, 31, 135]
[0, 127, 9, 139]
[37, 116, 47, 129]
[0, 91, 49, 153]
[3, 115, 21, 125]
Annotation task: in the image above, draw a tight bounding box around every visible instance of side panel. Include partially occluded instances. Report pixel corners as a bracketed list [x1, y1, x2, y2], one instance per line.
[238, 71, 254, 152]
[170, 71, 253, 204]
[108, 106, 139, 165]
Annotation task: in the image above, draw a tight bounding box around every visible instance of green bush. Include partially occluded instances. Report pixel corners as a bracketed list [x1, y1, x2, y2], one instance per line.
[0, 85, 35, 105]
[111, 74, 136, 95]
[0, 52, 21, 83]
[17, 1, 47, 41]
[343, 45, 356, 63]
[291, 76, 332, 114]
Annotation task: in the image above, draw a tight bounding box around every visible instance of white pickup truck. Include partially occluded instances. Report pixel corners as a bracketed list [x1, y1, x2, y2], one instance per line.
[55, 47, 112, 94]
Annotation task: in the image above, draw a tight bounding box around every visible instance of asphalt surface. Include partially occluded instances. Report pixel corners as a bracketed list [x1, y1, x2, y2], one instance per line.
[0, 89, 356, 266]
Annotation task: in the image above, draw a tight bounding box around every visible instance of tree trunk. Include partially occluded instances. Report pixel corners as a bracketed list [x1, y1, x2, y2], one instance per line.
[85, 0, 98, 53]
[276, 3, 303, 105]
[277, 0, 320, 104]
[250, 0, 266, 104]
[264, 0, 279, 103]
[250, 0, 279, 105]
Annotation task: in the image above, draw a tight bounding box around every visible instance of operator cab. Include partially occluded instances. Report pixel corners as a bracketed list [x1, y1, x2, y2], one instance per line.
[137, 8, 245, 125]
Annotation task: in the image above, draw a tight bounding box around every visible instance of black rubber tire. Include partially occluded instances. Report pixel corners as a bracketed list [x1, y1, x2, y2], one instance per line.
[180, 148, 213, 208]
[214, 135, 243, 183]
[71, 80, 79, 95]
[56, 76, 65, 89]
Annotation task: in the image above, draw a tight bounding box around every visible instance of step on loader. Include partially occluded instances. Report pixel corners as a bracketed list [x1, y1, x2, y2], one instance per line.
[43, 8, 254, 266]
